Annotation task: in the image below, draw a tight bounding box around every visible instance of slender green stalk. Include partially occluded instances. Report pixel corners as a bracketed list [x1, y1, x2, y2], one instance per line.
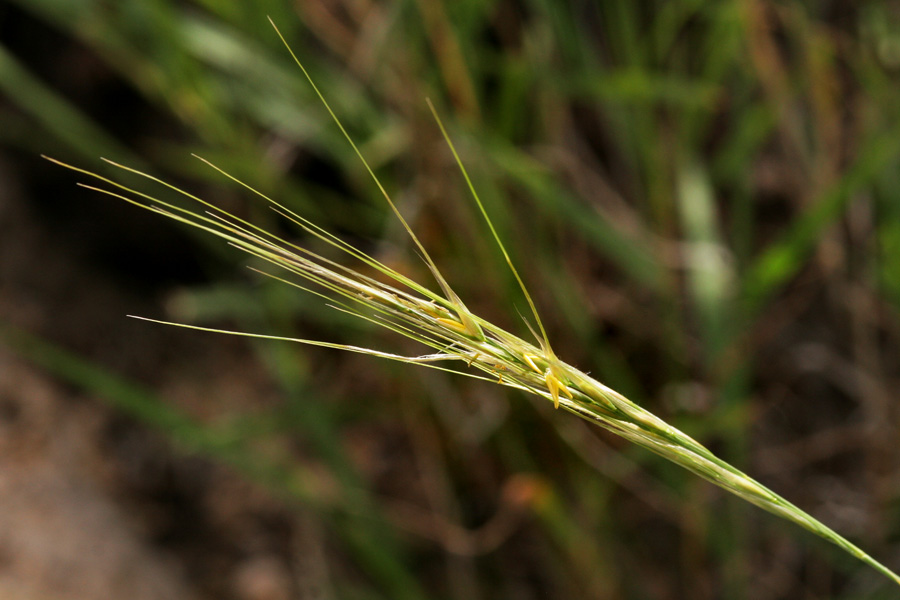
[46, 19, 900, 588]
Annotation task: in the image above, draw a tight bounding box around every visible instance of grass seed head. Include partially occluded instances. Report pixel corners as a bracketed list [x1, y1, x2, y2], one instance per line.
[42, 18, 900, 589]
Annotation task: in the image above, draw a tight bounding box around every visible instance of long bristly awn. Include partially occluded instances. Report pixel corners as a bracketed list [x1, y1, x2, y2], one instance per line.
[45, 17, 900, 589]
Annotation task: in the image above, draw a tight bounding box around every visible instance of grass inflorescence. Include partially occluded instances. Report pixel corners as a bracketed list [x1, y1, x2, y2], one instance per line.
[47, 18, 900, 589]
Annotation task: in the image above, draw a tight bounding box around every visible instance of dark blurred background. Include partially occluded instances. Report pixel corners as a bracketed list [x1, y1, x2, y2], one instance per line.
[2, 1, 900, 598]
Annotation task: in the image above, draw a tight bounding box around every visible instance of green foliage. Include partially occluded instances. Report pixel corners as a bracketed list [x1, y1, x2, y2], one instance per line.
[5, 1, 900, 597]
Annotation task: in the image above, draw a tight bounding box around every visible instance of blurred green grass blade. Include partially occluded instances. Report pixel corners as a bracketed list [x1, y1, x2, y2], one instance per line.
[490, 140, 664, 290]
[652, 0, 708, 64]
[250, 338, 431, 600]
[710, 103, 775, 185]
[190, 0, 297, 35]
[525, 0, 595, 67]
[179, 15, 405, 185]
[0, 321, 280, 471]
[166, 282, 368, 333]
[340, 521, 430, 600]
[565, 69, 721, 108]
[0, 322, 428, 600]
[0, 44, 141, 165]
[176, 16, 335, 146]
[880, 181, 900, 307]
[489, 54, 533, 141]
[608, 0, 644, 67]
[14, 0, 236, 144]
[677, 159, 735, 361]
[742, 127, 900, 314]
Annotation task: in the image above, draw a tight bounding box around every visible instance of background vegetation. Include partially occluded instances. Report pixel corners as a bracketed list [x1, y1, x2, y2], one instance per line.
[2, 0, 900, 598]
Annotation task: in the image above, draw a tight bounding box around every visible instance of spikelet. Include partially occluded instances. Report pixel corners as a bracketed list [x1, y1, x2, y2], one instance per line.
[45, 18, 900, 588]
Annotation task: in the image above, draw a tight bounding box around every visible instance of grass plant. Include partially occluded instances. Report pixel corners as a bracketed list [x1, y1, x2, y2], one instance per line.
[46, 18, 900, 590]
